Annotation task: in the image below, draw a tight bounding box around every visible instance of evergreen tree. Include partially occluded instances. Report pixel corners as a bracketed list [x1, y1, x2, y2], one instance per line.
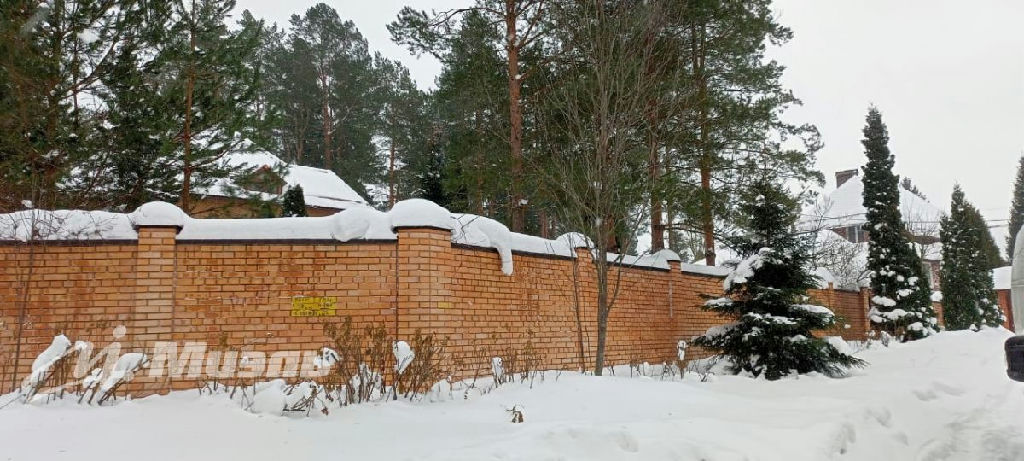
[280, 185, 307, 217]
[431, 10, 509, 216]
[0, 0, 146, 210]
[391, 0, 548, 232]
[144, 0, 263, 213]
[390, 8, 512, 221]
[267, 4, 381, 192]
[860, 107, 937, 340]
[374, 55, 431, 207]
[694, 180, 864, 380]
[969, 207, 1005, 270]
[1008, 156, 1024, 260]
[940, 186, 1005, 329]
[657, 0, 823, 265]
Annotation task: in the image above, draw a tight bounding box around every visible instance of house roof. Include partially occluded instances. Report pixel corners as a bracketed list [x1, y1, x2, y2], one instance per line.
[804, 175, 944, 236]
[201, 151, 368, 210]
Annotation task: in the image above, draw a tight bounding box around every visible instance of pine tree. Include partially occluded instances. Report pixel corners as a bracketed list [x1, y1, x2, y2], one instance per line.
[280, 185, 307, 217]
[1008, 156, 1024, 260]
[144, 0, 263, 213]
[392, 1, 548, 232]
[860, 108, 937, 340]
[969, 206, 1005, 270]
[693, 180, 865, 380]
[941, 186, 1005, 329]
[0, 0, 146, 210]
[659, 0, 823, 265]
[268, 4, 381, 192]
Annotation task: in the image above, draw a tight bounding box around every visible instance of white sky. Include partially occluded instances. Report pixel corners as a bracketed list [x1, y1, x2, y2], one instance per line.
[239, 0, 1024, 228]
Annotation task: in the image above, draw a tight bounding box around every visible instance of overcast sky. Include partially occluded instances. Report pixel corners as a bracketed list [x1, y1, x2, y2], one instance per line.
[239, 0, 1024, 233]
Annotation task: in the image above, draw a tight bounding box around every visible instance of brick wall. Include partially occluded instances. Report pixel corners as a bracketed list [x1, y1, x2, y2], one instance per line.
[0, 224, 876, 395]
[997, 289, 1014, 330]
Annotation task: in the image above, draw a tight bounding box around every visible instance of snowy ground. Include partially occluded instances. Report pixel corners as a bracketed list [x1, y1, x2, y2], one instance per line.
[2, 329, 1023, 461]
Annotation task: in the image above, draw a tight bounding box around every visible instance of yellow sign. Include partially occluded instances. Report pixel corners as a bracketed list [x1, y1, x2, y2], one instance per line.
[290, 296, 337, 317]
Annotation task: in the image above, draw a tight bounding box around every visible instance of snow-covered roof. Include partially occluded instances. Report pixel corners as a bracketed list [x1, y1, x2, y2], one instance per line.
[994, 266, 1011, 291]
[199, 151, 368, 210]
[804, 175, 944, 236]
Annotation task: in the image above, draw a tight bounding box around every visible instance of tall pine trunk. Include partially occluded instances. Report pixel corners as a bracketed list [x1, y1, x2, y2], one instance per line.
[320, 70, 332, 169]
[593, 252, 610, 376]
[180, 0, 197, 213]
[692, 23, 714, 265]
[648, 130, 663, 251]
[388, 142, 396, 207]
[506, 1, 525, 232]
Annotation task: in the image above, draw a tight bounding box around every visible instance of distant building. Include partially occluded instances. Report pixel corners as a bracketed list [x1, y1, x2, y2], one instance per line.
[806, 169, 945, 288]
[190, 152, 369, 218]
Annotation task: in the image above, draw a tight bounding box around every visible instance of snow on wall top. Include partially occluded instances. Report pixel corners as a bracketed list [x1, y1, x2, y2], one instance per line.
[0, 200, 723, 276]
[130, 201, 187, 228]
[806, 175, 944, 235]
[0, 209, 138, 241]
[993, 266, 1011, 291]
[391, 199, 453, 230]
[200, 151, 368, 210]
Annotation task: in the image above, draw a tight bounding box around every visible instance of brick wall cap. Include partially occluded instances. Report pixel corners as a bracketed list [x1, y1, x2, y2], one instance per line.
[130, 201, 187, 229]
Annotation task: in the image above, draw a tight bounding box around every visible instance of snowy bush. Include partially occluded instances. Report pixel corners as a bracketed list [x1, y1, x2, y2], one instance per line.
[16, 334, 149, 405]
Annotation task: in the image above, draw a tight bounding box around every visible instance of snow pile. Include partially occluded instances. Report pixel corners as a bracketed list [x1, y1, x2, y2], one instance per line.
[177, 215, 347, 241]
[825, 335, 853, 355]
[393, 341, 415, 375]
[329, 207, 396, 241]
[451, 214, 515, 275]
[2, 329, 1023, 460]
[813, 267, 836, 289]
[554, 232, 593, 249]
[0, 210, 137, 241]
[313, 348, 339, 370]
[21, 335, 92, 400]
[491, 357, 504, 381]
[130, 201, 187, 228]
[723, 249, 771, 290]
[679, 262, 732, 277]
[250, 379, 291, 416]
[22, 335, 74, 394]
[0, 198, 726, 276]
[790, 304, 835, 317]
[390, 199, 453, 230]
[992, 266, 1011, 291]
[97, 353, 149, 397]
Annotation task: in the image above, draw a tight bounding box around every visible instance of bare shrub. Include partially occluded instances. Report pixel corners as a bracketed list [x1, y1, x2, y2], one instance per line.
[394, 329, 449, 399]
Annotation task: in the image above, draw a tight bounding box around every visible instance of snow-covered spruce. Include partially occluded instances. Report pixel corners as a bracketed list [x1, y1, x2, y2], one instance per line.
[859, 108, 937, 340]
[939, 186, 1005, 330]
[693, 181, 865, 380]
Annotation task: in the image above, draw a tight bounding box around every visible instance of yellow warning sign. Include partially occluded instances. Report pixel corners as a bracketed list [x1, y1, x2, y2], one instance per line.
[290, 296, 337, 317]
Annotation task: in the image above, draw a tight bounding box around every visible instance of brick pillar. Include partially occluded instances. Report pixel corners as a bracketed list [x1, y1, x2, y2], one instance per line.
[130, 202, 185, 393]
[395, 227, 453, 339]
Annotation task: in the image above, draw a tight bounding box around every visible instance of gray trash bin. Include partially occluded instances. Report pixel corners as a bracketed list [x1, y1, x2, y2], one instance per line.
[1007, 336, 1024, 382]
